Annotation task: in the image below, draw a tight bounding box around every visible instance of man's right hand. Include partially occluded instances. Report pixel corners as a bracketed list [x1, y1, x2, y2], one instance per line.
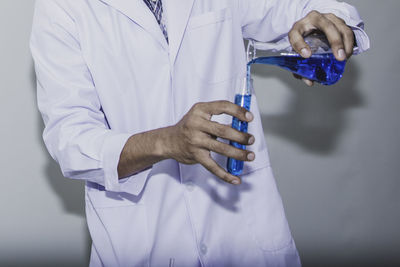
[163, 101, 256, 185]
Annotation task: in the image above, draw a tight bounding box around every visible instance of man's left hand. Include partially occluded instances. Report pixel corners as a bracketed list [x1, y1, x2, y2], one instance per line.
[288, 11, 355, 86]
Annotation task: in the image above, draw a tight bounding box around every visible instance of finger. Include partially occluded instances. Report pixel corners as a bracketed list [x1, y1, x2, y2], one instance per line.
[200, 100, 254, 122]
[288, 25, 312, 58]
[302, 78, 314, 87]
[197, 152, 241, 185]
[203, 139, 255, 162]
[325, 14, 354, 58]
[199, 120, 255, 145]
[293, 73, 314, 86]
[313, 15, 346, 61]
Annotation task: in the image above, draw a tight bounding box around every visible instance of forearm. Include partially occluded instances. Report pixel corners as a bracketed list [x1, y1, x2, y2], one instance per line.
[117, 127, 172, 179]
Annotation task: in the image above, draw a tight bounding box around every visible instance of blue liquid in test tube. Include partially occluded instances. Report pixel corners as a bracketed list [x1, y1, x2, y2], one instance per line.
[227, 94, 252, 176]
[227, 70, 252, 176]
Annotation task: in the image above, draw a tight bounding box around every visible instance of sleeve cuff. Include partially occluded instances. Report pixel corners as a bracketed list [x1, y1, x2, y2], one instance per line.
[312, 8, 370, 54]
[350, 25, 371, 54]
[101, 131, 152, 196]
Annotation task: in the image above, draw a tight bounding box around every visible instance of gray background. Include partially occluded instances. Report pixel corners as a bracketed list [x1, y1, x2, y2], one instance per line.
[0, 0, 399, 266]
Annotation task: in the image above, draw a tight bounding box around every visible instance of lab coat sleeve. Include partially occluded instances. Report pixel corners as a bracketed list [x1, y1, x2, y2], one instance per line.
[30, 0, 147, 195]
[238, 0, 370, 53]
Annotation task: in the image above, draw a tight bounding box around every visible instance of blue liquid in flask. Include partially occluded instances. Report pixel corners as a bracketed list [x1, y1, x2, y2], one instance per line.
[227, 94, 251, 176]
[250, 53, 346, 85]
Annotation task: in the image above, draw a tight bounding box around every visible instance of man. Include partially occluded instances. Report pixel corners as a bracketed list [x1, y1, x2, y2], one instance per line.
[30, 0, 369, 266]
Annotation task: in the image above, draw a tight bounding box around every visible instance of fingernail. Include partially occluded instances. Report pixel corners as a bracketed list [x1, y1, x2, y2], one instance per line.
[301, 48, 311, 58]
[245, 112, 253, 121]
[338, 49, 345, 60]
[231, 179, 240, 185]
[248, 136, 255, 145]
[247, 153, 255, 161]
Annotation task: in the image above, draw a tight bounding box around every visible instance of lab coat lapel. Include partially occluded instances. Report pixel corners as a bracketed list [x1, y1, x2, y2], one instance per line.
[99, 0, 168, 50]
[165, 0, 195, 65]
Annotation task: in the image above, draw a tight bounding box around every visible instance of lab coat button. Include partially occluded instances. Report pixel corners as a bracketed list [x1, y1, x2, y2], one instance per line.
[200, 244, 208, 255]
[186, 181, 195, 192]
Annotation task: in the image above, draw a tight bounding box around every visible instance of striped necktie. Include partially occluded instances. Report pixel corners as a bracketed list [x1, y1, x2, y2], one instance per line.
[143, 0, 168, 42]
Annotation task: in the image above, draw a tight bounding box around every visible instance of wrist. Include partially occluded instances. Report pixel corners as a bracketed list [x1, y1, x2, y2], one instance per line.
[155, 126, 175, 160]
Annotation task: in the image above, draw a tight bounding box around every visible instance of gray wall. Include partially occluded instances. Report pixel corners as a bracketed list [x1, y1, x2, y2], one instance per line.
[0, 1, 89, 266]
[0, 1, 398, 266]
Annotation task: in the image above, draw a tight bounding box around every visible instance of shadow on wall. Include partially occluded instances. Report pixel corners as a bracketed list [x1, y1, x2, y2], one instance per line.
[253, 59, 363, 154]
[30, 64, 91, 265]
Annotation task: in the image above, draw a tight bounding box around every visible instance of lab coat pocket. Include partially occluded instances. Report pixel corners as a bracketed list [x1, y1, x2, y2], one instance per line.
[87, 187, 144, 208]
[187, 8, 232, 29]
[186, 8, 239, 83]
[86, 190, 149, 266]
[241, 166, 293, 252]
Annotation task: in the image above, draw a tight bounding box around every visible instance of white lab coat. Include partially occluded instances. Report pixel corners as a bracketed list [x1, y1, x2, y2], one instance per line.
[30, 0, 369, 266]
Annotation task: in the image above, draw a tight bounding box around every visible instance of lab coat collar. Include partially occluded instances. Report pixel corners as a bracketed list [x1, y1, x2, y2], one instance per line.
[164, 0, 195, 65]
[99, 0, 169, 50]
[99, 0, 195, 66]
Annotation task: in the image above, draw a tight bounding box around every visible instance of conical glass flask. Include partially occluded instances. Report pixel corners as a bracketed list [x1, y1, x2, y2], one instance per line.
[247, 33, 348, 85]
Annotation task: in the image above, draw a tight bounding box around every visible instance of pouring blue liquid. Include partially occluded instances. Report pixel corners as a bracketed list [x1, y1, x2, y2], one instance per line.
[227, 53, 346, 176]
